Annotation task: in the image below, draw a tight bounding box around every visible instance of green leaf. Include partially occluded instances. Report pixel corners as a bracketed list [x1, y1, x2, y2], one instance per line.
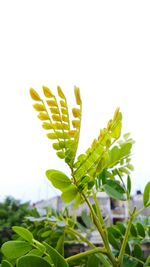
[106, 180, 125, 194]
[13, 226, 33, 243]
[17, 255, 52, 267]
[130, 224, 137, 237]
[108, 146, 120, 167]
[103, 184, 126, 201]
[87, 255, 100, 267]
[143, 182, 150, 207]
[116, 222, 126, 235]
[28, 249, 43, 256]
[119, 142, 132, 158]
[61, 185, 78, 202]
[1, 261, 13, 267]
[1, 241, 32, 259]
[122, 255, 137, 267]
[81, 210, 92, 229]
[107, 226, 122, 238]
[108, 232, 120, 250]
[33, 240, 46, 253]
[44, 242, 69, 267]
[144, 255, 150, 266]
[46, 170, 71, 192]
[133, 244, 143, 259]
[127, 175, 131, 195]
[125, 243, 131, 255]
[108, 142, 132, 168]
[56, 234, 64, 256]
[136, 222, 145, 238]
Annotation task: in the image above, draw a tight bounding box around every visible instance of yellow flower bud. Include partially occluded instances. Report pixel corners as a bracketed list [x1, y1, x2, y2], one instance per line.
[43, 86, 53, 98]
[57, 86, 65, 99]
[30, 88, 41, 101]
[74, 86, 82, 105]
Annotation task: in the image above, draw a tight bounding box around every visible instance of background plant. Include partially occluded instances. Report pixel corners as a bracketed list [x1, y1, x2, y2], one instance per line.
[0, 86, 150, 267]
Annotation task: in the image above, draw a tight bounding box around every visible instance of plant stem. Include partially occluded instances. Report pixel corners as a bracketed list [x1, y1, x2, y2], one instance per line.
[65, 227, 95, 249]
[118, 207, 136, 265]
[134, 206, 147, 217]
[66, 247, 108, 264]
[81, 192, 116, 266]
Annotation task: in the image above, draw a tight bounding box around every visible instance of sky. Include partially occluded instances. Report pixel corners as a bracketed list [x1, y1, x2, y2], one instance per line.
[0, 0, 150, 202]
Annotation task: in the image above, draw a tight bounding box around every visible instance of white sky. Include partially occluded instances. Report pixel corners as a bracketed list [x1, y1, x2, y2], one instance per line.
[0, 0, 150, 202]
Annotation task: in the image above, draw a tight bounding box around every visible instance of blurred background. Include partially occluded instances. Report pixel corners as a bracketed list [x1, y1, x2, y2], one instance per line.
[0, 0, 150, 202]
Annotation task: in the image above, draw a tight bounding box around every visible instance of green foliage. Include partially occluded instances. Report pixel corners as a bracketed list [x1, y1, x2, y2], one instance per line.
[1, 260, 13, 267]
[17, 255, 52, 267]
[0, 197, 34, 262]
[46, 170, 71, 192]
[1, 87, 149, 266]
[143, 182, 150, 207]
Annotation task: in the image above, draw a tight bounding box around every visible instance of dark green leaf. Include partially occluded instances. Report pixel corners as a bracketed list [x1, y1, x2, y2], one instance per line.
[1, 241, 32, 259]
[125, 243, 131, 255]
[107, 226, 122, 238]
[122, 255, 137, 267]
[133, 244, 143, 259]
[1, 261, 13, 267]
[143, 182, 150, 207]
[136, 222, 145, 238]
[106, 180, 125, 194]
[46, 170, 71, 192]
[17, 255, 52, 267]
[108, 232, 120, 250]
[116, 222, 126, 235]
[130, 224, 137, 237]
[87, 255, 99, 267]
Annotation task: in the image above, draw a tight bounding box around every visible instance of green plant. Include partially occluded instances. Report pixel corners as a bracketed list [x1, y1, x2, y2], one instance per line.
[0, 86, 150, 267]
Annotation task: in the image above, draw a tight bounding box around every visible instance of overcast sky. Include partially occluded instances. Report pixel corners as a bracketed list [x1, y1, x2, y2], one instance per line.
[0, 1, 150, 202]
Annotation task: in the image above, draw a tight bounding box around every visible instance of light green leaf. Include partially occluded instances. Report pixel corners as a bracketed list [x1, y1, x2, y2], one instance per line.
[17, 255, 52, 267]
[1, 241, 32, 259]
[44, 242, 69, 267]
[103, 184, 126, 201]
[46, 170, 71, 192]
[119, 142, 132, 158]
[144, 255, 150, 266]
[56, 234, 64, 256]
[28, 249, 43, 256]
[13, 226, 33, 243]
[127, 175, 131, 195]
[61, 185, 78, 202]
[143, 182, 150, 207]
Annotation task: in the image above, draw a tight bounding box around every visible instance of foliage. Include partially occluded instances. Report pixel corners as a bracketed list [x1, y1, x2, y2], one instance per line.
[0, 197, 32, 250]
[1, 86, 150, 267]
